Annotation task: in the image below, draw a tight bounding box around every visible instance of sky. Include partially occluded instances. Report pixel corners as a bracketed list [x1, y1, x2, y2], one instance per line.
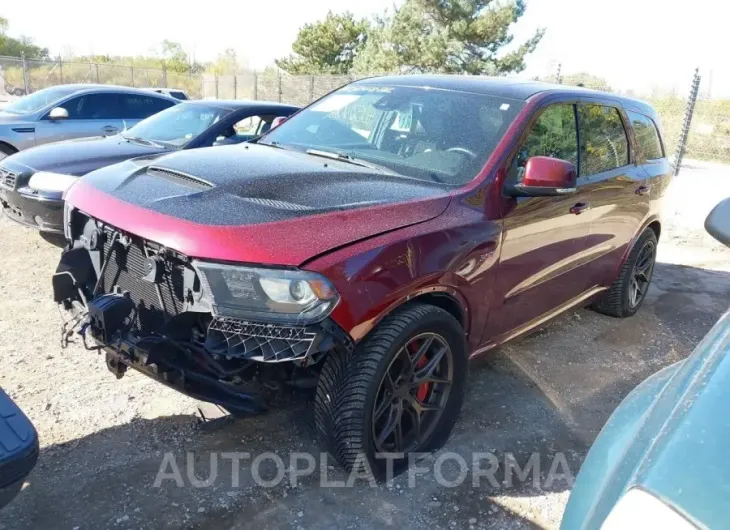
[2, 0, 728, 97]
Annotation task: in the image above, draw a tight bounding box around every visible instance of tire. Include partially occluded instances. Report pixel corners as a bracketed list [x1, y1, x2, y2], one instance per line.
[592, 228, 658, 318]
[314, 303, 468, 479]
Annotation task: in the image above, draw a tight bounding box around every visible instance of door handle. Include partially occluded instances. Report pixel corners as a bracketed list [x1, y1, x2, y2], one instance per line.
[570, 202, 591, 215]
[635, 185, 650, 196]
[102, 125, 119, 134]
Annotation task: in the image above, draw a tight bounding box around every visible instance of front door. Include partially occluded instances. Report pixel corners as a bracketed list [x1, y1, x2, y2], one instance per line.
[485, 103, 595, 341]
[34, 93, 124, 146]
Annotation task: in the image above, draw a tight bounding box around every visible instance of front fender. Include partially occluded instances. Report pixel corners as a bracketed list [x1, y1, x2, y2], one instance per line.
[305, 202, 502, 350]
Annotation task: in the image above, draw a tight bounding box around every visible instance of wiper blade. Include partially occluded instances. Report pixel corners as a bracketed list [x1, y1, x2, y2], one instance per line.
[258, 140, 287, 150]
[305, 149, 388, 173]
[123, 135, 162, 148]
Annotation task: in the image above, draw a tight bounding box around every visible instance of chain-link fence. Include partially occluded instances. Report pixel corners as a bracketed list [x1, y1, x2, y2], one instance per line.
[0, 54, 726, 168]
[0, 55, 205, 98]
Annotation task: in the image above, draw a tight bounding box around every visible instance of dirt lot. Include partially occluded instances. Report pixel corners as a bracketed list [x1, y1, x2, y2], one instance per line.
[1, 161, 729, 530]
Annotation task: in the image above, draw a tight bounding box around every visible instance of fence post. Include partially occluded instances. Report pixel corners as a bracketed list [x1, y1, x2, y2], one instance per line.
[58, 55, 64, 84]
[21, 52, 29, 94]
[277, 71, 282, 103]
[95, 63, 100, 83]
[130, 65, 134, 87]
[673, 67, 702, 176]
[309, 75, 314, 102]
[253, 71, 258, 100]
[233, 75, 237, 99]
[162, 64, 167, 88]
[215, 75, 219, 99]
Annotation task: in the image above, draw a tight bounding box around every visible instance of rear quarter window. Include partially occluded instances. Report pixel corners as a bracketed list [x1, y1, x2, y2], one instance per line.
[627, 111, 664, 160]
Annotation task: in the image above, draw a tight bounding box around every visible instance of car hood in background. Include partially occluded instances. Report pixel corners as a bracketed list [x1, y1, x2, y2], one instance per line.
[5, 135, 169, 176]
[66, 143, 452, 265]
[0, 112, 34, 127]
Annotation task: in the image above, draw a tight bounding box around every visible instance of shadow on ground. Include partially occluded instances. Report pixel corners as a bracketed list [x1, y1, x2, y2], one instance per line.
[3, 262, 729, 530]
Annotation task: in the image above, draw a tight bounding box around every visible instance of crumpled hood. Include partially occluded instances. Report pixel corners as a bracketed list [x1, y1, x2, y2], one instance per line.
[6, 135, 168, 176]
[67, 143, 451, 265]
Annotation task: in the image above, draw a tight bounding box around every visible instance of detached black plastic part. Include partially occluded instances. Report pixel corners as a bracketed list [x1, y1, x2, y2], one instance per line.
[87, 294, 135, 344]
[0, 389, 39, 510]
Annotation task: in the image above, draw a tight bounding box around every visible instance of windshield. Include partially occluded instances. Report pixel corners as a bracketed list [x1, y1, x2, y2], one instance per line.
[124, 103, 230, 148]
[261, 85, 523, 186]
[2, 86, 79, 115]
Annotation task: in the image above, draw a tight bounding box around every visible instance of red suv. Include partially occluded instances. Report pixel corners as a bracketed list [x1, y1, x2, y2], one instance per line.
[53, 75, 670, 475]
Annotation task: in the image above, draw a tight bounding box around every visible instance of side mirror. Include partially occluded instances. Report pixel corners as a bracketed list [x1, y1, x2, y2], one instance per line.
[509, 156, 577, 197]
[271, 116, 288, 129]
[705, 197, 730, 247]
[48, 107, 69, 120]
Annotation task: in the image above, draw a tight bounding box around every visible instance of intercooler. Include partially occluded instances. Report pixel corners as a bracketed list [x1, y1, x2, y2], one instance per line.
[100, 236, 185, 334]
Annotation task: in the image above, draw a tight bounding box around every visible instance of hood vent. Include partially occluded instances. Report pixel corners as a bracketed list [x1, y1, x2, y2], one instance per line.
[240, 197, 314, 211]
[146, 166, 213, 191]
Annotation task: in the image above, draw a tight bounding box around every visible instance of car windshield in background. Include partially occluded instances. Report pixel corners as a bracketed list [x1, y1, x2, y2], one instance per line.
[2, 86, 79, 114]
[261, 85, 523, 186]
[123, 103, 230, 148]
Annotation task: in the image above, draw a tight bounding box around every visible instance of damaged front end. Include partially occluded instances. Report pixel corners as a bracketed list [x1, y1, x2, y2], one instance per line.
[53, 208, 352, 416]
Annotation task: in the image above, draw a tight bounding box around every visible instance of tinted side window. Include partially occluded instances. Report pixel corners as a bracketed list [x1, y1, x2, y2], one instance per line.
[578, 105, 629, 176]
[520, 104, 578, 168]
[56, 93, 121, 120]
[627, 111, 663, 160]
[122, 95, 174, 119]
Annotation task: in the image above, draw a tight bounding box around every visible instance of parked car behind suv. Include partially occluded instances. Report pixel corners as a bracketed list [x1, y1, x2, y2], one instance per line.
[51, 75, 671, 476]
[0, 100, 298, 233]
[0, 84, 177, 161]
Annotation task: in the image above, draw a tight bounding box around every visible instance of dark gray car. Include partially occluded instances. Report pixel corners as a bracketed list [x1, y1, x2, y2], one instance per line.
[0, 84, 178, 161]
[0, 100, 299, 233]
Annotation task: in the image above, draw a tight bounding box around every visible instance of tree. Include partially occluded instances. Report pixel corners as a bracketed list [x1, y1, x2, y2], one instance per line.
[160, 40, 192, 73]
[276, 11, 369, 75]
[209, 48, 238, 75]
[0, 17, 49, 59]
[353, 0, 543, 75]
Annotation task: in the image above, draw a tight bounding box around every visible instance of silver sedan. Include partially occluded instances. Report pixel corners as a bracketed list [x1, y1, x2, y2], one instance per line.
[0, 84, 178, 161]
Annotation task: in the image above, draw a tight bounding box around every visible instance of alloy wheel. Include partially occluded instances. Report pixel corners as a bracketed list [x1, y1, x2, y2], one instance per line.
[371, 332, 454, 454]
[629, 239, 656, 308]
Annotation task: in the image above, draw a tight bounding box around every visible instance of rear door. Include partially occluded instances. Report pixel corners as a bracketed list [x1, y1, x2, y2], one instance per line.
[486, 102, 595, 339]
[34, 93, 124, 145]
[576, 102, 650, 288]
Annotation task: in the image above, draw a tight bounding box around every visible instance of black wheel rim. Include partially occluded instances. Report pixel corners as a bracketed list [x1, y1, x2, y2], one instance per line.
[629, 240, 656, 309]
[371, 332, 453, 454]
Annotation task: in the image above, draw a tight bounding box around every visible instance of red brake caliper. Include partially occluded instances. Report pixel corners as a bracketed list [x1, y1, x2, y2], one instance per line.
[410, 343, 431, 402]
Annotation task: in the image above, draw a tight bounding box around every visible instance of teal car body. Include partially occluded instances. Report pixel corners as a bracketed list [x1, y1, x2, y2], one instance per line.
[562, 307, 730, 529]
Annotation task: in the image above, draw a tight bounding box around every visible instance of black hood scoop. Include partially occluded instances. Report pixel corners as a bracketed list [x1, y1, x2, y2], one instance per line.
[146, 166, 213, 191]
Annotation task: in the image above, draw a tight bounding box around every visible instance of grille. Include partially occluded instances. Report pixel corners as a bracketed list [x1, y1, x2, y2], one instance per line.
[205, 317, 316, 362]
[0, 167, 17, 189]
[100, 237, 185, 335]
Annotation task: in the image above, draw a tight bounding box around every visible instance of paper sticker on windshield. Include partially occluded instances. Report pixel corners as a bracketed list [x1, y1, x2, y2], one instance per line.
[500, 103, 510, 111]
[311, 94, 361, 112]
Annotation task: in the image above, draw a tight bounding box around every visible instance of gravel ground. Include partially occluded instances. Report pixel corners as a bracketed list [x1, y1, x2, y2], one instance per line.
[1, 161, 729, 530]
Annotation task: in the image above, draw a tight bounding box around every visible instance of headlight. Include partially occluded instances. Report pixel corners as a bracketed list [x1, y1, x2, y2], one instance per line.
[195, 262, 339, 324]
[602, 488, 696, 529]
[28, 171, 79, 194]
